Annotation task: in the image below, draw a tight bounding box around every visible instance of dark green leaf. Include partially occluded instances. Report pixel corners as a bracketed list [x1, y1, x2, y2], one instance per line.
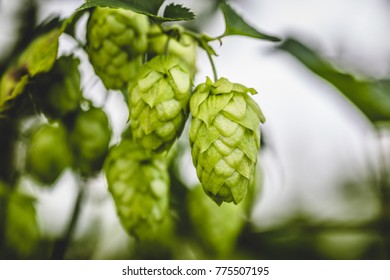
[163, 4, 195, 21]
[219, 0, 280, 42]
[76, 0, 194, 22]
[278, 38, 390, 123]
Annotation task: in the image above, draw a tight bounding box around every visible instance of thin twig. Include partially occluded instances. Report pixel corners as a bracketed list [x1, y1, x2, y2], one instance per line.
[51, 179, 85, 260]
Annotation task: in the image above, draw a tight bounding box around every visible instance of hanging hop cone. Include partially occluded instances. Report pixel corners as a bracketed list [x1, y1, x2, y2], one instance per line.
[69, 107, 112, 176]
[128, 54, 192, 153]
[30, 56, 82, 119]
[104, 138, 169, 239]
[86, 7, 150, 90]
[187, 185, 246, 256]
[189, 77, 265, 205]
[26, 123, 72, 185]
[148, 25, 197, 76]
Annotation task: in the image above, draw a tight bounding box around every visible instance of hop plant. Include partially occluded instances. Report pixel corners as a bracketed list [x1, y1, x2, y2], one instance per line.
[129, 55, 192, 153]
[86, 7, 150, 90]
[189, 77, 265, 204]
[148, 25, 197, 75]
[26, 123, 72, 185]
[69, 107, 112, 176]
[104, 138, 169, 239]
[30, 56, 82, 119]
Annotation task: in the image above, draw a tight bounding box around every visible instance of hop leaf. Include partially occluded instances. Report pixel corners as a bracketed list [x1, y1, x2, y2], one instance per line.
[104, 139, 169, 239]
[0, 28, 61, 112]
[189, 77, 265, 204]
[129, 55, 192, 153]
[86, 7, 150, 90]
[26, 123, 72, 185]
[69, 107, 112, 176]
[30, 56, 82, 119]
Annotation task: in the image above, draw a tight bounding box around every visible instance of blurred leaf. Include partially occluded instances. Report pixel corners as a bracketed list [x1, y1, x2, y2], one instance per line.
[163, 4, 195, 21]
[76, 0, 194, 22]
[219, 0, 280, 42]
[0, 27, 61, 113]
[278, 38, 390, 124]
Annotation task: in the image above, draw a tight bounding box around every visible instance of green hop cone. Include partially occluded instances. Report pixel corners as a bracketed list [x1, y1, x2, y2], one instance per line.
[187, 185, 246, 256]
[189, 77, 265, 205]
[129, 55, 192, 153]
[104, 139, 169, 239]
[26, 123, 72, 185]
[148, 25, 197, 76]
[86, 7, 150, 90]
[30, 56, 82, 119]
[69, 107, 112, 176]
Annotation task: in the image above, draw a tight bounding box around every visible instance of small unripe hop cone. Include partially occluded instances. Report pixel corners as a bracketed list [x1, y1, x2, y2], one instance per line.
[148, 25, 197, 76]
[104, 139, 169, 239]
[129, 55, 192, 153]
[86, 7, 149, 90]
[189, 78, 265, 205]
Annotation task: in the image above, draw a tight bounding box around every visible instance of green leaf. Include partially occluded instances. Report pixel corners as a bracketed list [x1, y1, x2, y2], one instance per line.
[163, 4, 195, 21]
[219, 0, 280, 42]
[278, 38, 390, 124]
[76, 0, 194, 22]
[0, 27, 61, 113]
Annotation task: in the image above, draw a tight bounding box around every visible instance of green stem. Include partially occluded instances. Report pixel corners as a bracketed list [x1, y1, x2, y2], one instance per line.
[199, 39, 218, 82]
[376, 130, 390, 257]
[51, 180, 85, 260]
[0, 195, 8, 257]
[205, 44, 218, 82]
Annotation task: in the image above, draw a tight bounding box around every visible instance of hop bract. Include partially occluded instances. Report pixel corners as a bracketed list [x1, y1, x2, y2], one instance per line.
[104, 139, 169, 239]
[129, 55, 192, 153]
[86, 7, 149, 90]
[189, 77, 265, 204]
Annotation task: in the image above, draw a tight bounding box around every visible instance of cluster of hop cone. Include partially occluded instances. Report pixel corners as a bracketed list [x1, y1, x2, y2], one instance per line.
[87, 7, 266, 239]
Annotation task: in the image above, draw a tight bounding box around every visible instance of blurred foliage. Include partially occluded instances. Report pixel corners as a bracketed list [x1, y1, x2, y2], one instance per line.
[278, 38, 390, 124]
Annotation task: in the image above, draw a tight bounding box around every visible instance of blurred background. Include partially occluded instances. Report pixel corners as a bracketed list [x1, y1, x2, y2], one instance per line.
[1, 0, 390, 259]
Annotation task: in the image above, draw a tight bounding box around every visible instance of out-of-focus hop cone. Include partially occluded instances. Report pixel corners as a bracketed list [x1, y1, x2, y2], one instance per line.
[69, 107, 112, 176]
[187, 185, 246, 257]
[26, 123, 72, 185]
[29, 56, 83, 119]
[86, 7, 150, 90]
[104, 138, 170, 239]
[189, 77, 265, 205]
[148, 25, 197, 77]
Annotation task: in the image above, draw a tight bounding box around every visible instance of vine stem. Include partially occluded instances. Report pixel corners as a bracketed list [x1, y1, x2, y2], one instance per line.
[200, 40, 218, 82]
[51, 177, 86, 260]
[376, 129, 390, 257]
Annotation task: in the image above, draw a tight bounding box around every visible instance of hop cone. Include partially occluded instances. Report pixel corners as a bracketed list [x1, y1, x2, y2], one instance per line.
[86, 7, 149, 90]
[148, 25, 197, 75]
[129, 55, 192, 153]
[26, 123, 72, 185]
[187, 185, 245, 256]
[69, 107, 112, 176]
[189, 77, 265, 204]
[104, 139, 169, 239]
[30, 56, 82, 119]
